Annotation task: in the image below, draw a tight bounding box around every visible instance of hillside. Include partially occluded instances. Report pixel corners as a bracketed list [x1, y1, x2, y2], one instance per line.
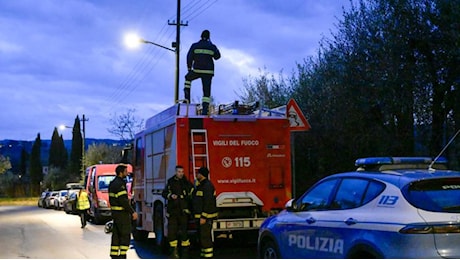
[0, 139, 126, 173]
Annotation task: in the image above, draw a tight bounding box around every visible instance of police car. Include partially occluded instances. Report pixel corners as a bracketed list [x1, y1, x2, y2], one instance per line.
[258, 157, 460, 258]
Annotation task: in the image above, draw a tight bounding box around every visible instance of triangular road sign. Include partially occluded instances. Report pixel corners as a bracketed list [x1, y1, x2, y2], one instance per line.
[286, 99, 311, 131]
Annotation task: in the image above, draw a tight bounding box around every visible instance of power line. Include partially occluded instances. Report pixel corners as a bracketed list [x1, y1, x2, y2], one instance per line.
[105, 26, 175, 109]
[182, 0, 218, 21]
[103, 0, 219, 114]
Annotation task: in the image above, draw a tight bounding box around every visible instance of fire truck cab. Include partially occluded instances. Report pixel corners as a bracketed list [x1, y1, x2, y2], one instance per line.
[130, 100, 307, 247]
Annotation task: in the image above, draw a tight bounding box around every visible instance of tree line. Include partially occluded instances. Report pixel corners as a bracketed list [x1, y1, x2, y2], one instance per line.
[0, 114, 135, 197]
[239, 0, 460, 195]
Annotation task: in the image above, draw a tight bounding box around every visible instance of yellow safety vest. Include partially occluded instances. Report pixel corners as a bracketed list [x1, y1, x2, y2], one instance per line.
[77, 191, 90, 210]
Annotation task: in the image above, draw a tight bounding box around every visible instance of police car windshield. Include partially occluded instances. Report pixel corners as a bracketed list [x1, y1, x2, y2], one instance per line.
[403, 177, 460, 213]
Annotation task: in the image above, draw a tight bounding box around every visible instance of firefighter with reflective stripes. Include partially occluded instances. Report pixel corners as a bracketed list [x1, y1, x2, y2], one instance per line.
[192, 167, 218, 258]
[108, 164, 137, 259]
[184, 29, 221, 115]
[161, 165, 193, 258]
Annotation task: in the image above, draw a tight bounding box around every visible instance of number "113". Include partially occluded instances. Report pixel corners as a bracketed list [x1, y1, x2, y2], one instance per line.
[378, 195, 399, 206]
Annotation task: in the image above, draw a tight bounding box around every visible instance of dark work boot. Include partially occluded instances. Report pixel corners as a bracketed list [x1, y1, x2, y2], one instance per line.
[202, 102, 209, 115]
[181, 247, 190, 259]
[184, 88, 190, 103]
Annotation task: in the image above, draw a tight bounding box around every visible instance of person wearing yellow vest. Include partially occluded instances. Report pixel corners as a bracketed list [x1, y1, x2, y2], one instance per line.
[77, 188, 90, 228]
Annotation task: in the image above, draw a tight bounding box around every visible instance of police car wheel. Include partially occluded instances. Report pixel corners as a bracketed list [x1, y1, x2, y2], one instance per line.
[261, 240, 279, 259]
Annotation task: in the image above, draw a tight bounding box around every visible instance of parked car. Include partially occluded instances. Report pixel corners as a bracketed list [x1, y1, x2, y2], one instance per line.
[258, 157, 460, 259]
[44, 191, 59, 209]
[63, 191, 78, 214]
[53, 190, 69, 210]
[37, 191, 50, 208]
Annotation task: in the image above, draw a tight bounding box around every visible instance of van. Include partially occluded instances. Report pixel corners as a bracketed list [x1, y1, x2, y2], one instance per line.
[85, 164, 133, 224]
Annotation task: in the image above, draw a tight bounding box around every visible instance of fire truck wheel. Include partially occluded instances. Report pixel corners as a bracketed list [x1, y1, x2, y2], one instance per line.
[154, 204, 167, 252]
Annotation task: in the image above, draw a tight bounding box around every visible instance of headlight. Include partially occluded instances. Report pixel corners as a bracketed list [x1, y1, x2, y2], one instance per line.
[98, 199, 108, 207]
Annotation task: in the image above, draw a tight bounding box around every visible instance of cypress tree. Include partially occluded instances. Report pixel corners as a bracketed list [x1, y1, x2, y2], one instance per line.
[30, 133, 42, 195]
[49, 128, 60, 168]
[69, 116, 83, 181]
[49, 128, 67, 169]
[58, 134, 68, 169]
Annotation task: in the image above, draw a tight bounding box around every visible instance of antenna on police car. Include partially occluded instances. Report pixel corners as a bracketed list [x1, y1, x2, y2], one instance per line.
[429, 128, 460, 171]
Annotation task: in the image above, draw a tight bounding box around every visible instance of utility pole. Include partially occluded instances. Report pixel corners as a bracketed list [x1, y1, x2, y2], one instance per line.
[168, 0, 188, 103]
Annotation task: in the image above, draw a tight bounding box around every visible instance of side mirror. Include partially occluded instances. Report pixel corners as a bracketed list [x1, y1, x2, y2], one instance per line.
[285, 199, 295, 211]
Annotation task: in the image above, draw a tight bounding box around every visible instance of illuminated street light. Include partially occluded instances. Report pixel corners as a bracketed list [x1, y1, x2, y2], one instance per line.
[124, 33, 142, 49]
[59, 114, 87, 175]
[59, 124, 72, 131]
[123, 31, 180, 103]
[124, 33, 175, 52]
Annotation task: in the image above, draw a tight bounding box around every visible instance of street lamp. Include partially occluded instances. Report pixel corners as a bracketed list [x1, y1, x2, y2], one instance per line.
[124, 33, 175, 52]
[59, 114, 87, 175]
[59, 125, 72, 130]
[123, 32, 180, 103]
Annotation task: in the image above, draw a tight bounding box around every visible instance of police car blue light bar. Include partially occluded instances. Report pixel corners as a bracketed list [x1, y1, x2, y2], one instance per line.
[355, 157, 448, 167]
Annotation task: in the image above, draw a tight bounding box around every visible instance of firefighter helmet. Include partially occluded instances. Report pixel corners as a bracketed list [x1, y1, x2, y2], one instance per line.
[104, 220, 113, 234]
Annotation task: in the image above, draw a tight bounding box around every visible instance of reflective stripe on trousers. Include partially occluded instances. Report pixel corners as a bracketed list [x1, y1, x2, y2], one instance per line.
[201, 247, 213, 258]
[110, 211, 131, 259]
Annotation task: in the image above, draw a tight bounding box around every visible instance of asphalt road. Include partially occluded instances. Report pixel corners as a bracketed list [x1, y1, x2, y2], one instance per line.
[0, 206, 257, 259]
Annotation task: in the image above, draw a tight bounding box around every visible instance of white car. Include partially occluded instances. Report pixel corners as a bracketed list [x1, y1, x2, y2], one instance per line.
[37, 191, 50, 208]
[258, 157, 460, 258]
[44, 191, 59, 209]
[53, 190, 69, 210]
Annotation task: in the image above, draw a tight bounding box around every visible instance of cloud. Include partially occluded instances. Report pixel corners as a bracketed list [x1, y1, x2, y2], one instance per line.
[0, 0, 350, 140]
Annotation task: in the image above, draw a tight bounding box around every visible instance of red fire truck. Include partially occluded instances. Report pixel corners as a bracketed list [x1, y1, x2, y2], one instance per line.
[129, 99, 310, 247]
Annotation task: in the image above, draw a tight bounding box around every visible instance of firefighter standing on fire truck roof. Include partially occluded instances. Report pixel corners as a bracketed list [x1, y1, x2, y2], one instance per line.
[192, 167, 218, 258]
[108, 164, 137, 259]
[184, 29, 221, 116]
[162, 165, 193, 259]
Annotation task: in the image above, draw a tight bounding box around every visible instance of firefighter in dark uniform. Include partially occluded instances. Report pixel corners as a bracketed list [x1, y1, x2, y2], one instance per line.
[192, 167, 218, 258]
[184, 29, 221, 115]
[108, 164, 137, 259]
[162, 165, 193, 258]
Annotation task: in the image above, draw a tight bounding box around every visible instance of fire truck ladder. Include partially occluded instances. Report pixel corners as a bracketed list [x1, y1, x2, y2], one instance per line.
[191, 129, 210, 178]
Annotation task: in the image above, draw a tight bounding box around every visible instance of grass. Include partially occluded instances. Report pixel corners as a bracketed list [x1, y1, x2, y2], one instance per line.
[0, 197, 38, 206]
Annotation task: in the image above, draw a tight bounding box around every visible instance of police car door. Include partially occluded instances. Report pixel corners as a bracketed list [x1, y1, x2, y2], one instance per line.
[279, 177, 384, 258]
[278, 178, 344, 258]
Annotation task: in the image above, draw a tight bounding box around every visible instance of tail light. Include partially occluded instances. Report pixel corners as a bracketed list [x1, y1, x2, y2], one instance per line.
[400, 223, 460, 234]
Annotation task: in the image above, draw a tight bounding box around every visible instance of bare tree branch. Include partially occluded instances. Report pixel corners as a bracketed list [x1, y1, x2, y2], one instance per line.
[108, 109, 144, 142]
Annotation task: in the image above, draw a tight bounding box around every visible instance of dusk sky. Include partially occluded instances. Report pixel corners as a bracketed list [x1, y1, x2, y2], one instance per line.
[0, 0, 351, 141]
